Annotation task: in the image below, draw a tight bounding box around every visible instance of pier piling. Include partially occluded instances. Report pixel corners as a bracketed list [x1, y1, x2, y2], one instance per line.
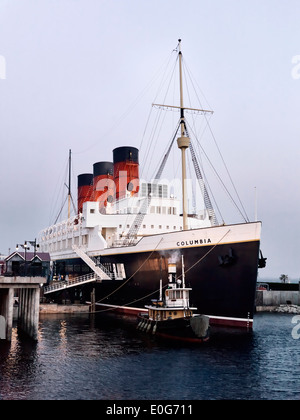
[0, 276, 46, 341]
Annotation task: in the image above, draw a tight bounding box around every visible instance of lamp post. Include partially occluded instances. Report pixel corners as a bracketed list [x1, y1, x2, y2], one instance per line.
[16, 239, 39, 276]
[16, 242, 29, 275]
[27, 239, 39, 259]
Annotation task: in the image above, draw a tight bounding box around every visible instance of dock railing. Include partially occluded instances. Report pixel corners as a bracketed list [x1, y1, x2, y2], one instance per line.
[44, 272, 99, 295]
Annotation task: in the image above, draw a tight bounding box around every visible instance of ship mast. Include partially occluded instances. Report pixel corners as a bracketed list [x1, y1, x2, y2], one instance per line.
[68, 149, 71, 219]
[151, 39, 214, 232]
[177, 39, 190, 231]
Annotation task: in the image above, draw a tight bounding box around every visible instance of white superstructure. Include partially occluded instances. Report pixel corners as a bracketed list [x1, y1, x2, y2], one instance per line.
[38, 180, 212, 259]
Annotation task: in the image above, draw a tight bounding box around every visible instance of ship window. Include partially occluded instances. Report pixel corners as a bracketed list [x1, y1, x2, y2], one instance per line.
[168, 207, 172, 215]
[81, 265, 89, 273]
[74, 264, 81, 273]
[66, 264, 73, 273]
[156, 206, 161, 214]
[127, 224, 130, 228]
[173, 207, 176, 215]
[151, 225, 154, 229]
[119, 224, 122, 228]
[141, 183, 147, 196]
[158, 185, 162, 198]
[159, 225, 162, 229]
[152, 184, 158, 197]
[163, 185, 168, 198]
[166, 225, 169, 229]
[90, 209, 95, 214]
[143, 224, 146, 229]
[150, 206, 155, 214]
[162, 207, 166, 214]
[173, 226, 176, 230]
[116, 263, 126, 278]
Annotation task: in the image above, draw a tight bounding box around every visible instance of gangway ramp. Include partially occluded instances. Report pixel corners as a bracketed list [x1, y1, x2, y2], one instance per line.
[44, 272, 100, 294]
[72, 245, 112, 280]
[44, 246, 119, 295]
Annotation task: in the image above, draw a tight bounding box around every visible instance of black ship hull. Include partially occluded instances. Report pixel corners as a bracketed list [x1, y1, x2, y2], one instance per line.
[51, 223, 262, 329]
[96, 240, 259, 328]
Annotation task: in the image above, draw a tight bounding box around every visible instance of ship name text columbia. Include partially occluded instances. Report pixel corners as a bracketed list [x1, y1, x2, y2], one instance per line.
[176, 238, 212, 247]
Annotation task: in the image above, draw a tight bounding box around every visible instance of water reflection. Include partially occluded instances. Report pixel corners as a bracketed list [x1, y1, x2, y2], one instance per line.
[0, 328, 39, 400]
[0, 313, 299, 400]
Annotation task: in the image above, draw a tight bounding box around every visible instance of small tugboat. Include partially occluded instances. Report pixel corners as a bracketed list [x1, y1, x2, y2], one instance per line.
[137, 257, 210, 343]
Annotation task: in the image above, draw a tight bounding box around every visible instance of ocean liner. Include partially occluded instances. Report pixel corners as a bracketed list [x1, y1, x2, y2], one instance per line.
[40, 40, 266, 329]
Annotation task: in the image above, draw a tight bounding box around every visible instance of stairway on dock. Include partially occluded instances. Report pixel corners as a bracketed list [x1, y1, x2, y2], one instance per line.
[44, 246, 121, 295]
[44, 272, 99, 295]
[72, 245, 112, 280]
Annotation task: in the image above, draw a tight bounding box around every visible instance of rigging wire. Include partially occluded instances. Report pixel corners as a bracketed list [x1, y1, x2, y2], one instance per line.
[190, 130, 225, 224]
[49, 43, 249, 227]
[181, 62, 221, 221]
[94, 237, 164, 305]
[148, 120, 180, 181]
[84, 229, 231, 314]
[73, 50, 177, 157]
[48, 156, 70, 225]
[183, 59, 214, 115]
[176, 229, 231, 279]
[140, 46, 250, 224]
[187, 150, 196, 214]
[140, 55, 179, 180]
[70, 156, 80, 216]
[183, 60, 250, 223]
[204, 118, 250, 222]
[54, 196, 68, 225]
[139, 49, 178, 155]
[50, 151, 78, 225]
[186, 120, 248, 223]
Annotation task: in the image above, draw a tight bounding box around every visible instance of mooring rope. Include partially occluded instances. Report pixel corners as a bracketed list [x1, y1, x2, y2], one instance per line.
[94, 237, 164, 305]
[85, 228, 231, 315]
[176, 229, 231, 279]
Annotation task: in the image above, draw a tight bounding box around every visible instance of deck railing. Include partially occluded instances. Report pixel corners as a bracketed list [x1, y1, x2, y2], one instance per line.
[44, 272, 99, 294]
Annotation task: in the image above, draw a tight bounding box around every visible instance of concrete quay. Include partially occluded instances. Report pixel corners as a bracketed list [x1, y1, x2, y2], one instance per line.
[255, 286, 300, 313]
[256, 288, 300, 307]
[39, 303, 90, 314]
[256, 304, 300, 314]
[0, 276, 46, 341]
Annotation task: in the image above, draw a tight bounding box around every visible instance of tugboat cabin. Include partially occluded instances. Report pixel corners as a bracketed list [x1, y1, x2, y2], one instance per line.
[145, 262, 197, 321]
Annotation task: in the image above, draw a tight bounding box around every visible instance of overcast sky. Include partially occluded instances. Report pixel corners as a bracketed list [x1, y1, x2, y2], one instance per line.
[0, 0, 300, 280]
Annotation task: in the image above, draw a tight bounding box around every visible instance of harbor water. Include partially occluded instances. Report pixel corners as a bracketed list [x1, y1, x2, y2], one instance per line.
[0, 312, 299, 400]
